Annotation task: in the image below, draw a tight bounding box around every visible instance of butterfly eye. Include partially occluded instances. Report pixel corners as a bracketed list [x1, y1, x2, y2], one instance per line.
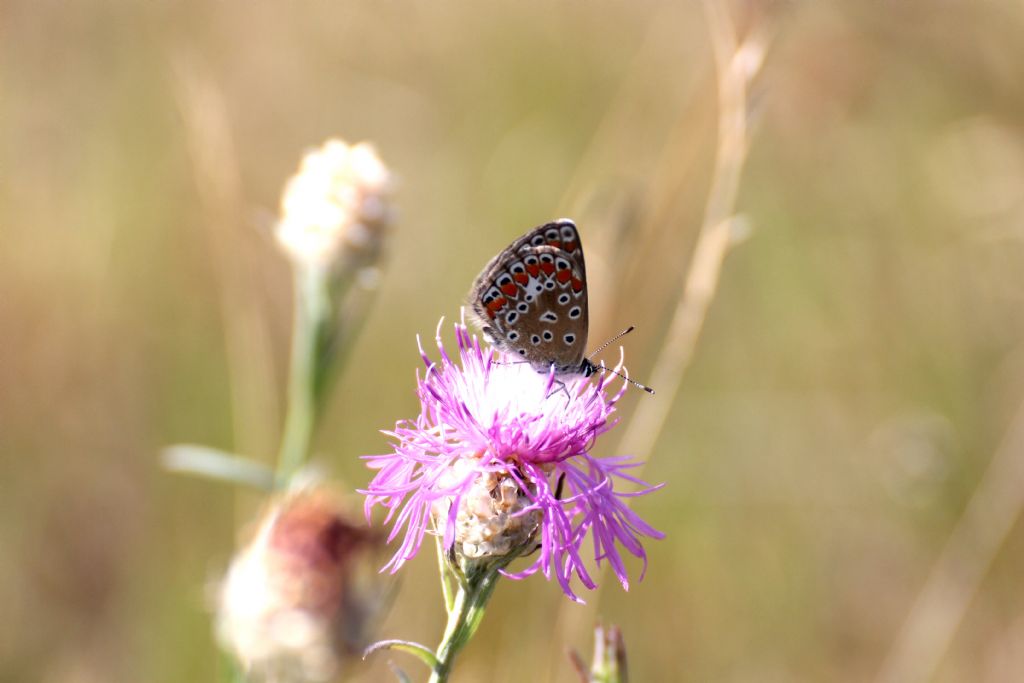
[568, 306, 582, 319]
[560, 225, 576, 241]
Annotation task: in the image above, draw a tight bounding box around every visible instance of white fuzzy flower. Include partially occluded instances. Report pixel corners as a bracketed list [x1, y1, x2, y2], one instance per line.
[275, 139, 393, 270]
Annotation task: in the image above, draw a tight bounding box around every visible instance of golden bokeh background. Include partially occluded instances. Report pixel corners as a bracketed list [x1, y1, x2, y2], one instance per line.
[4, 1, 1024, 681]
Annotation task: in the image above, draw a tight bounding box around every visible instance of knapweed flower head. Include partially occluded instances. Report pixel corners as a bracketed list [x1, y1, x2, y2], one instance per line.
[362, 321, 663, 601]
[217, 484, 382, 682]
[275, 138, 393, 270]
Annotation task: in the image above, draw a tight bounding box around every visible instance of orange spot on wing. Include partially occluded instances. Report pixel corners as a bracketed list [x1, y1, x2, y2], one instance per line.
[487, 297, 507, 312]
[547, 240, 562, 249]
[501, 283, 518, 296]
[513, 272, 528, 285]
[563, 241, 578, 252]
[526, 264, 540, 277]
[540, 262, 555, 275]
[571, 277, 583, 292]
[556, 269, 572, 283]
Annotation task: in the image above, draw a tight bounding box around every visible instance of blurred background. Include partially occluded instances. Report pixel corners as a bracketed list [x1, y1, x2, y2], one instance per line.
[4, 0, 1024, 681]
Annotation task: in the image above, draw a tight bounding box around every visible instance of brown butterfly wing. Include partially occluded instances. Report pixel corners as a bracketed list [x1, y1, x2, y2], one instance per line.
[468, 220, 589, 372]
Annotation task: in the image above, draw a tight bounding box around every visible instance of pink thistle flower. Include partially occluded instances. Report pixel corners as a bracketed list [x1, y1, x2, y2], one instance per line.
[361, 320, 664, 602]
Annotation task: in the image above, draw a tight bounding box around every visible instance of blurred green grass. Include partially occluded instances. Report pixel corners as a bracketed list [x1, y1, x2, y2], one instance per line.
[4, 1, 1024, 681]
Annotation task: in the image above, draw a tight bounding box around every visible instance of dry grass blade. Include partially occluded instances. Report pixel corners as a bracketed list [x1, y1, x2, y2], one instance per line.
[545, 8, 771, 679]
[171, 52, 279, 457]
[875, 397, 1024, 683]
[617, 0, 766, 463]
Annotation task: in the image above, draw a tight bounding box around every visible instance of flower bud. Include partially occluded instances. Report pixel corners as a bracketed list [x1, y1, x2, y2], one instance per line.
[433, 456, 543, 572]
[216, 487, 380, 682]
[275, 139, 393, 271]
[570, 623, 629, 683]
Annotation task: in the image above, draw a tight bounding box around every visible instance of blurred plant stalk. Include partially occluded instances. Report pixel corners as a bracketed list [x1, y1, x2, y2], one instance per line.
[171, 55, 280, 458]
[549, 4, 774, 665]
[164, 134, 394, 683]
[875, 397, 1024, 683]
[569, 623, 629, 683]
[274, 138, 393, 485]
[164, 137, 393, 491]
[276, 263, 331, 485]
[618, 0, 768, 464]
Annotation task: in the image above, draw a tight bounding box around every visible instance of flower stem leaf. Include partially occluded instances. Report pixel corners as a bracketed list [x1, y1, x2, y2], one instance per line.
[435, 536, 456, 613]
[276, 266, 331, 485]
[363, 639, 439, 671]
[162, 444, 274, 491]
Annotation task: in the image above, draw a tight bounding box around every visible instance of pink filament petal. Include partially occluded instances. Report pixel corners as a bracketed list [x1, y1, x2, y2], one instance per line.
[360, 320, 664, 599]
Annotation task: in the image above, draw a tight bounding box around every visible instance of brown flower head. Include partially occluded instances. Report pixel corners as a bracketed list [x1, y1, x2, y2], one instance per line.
[217, 486, 382, 682]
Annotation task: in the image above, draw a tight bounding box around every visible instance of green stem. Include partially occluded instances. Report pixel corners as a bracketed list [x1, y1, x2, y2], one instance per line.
[276, 265, 330, 485]
[436, 537, 455, 613]
[428, 568, 501, 683]
[222, 649, 248, 683]
[429, 588, 469, 683]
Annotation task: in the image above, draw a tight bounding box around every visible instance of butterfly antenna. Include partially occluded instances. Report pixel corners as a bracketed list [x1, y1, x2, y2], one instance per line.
[598, 364, 656, 394]
[588, 326, 636, 359]
[588, 326, 655, 394]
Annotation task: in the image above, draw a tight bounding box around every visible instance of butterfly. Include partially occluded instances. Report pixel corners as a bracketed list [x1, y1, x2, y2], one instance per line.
[468, 219, 653, 393]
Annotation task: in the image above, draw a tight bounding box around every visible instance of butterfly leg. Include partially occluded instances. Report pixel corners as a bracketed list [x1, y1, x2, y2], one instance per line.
[554, 472, 566, 500]
[492, 359, 533, 367]
[545, 379, 571, 404]
[523, 472, 568, 558]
